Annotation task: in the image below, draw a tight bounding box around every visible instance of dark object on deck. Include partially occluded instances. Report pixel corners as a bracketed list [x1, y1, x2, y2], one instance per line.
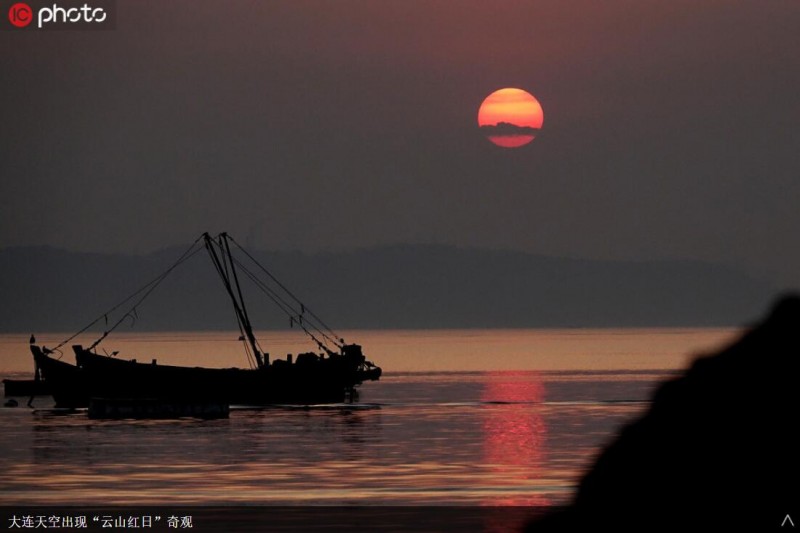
[527, 295, 800, 530]
[88, 397, 229, 419]
[2, 378, 52, 397]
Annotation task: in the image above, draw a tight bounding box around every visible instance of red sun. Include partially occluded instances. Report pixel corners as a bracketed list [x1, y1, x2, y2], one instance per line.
[478, 88, 544, 148]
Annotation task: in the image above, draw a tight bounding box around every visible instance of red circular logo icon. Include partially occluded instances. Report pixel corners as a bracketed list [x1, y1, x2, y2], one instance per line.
[8, 3, 33, 27]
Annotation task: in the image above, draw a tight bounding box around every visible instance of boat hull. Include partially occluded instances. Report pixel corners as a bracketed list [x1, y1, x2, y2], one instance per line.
[32, 345, 381, 408]
[2, 378, 52, 397]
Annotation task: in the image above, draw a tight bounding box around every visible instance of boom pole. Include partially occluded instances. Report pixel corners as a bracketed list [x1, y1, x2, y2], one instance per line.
[204, 233, 264, 369]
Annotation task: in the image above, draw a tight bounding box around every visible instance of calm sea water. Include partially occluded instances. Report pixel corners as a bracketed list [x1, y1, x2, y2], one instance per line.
[0, 329, 737, 507]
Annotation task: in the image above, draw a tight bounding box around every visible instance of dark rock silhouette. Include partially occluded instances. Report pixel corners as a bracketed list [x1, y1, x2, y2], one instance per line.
[528, 295, 799, 530]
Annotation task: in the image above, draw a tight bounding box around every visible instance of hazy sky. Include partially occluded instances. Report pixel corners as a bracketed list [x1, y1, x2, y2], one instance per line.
[1, 1, 799, 287]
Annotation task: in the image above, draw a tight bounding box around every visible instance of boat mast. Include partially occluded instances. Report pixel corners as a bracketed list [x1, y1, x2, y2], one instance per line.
[204, 233, 265, 369]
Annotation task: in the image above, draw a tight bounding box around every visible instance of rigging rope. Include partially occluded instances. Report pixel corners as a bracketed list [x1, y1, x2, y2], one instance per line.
[83, 236, 206, 351]
[231, 256, 333, 345]
[52, 236, 207, 353]
[228, 236, 343, 345]
[230, 257, 337, 353]
[49, 232, 346, 366]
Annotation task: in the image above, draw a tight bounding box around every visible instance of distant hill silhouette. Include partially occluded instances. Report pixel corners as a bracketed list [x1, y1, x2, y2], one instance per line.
[479, 122, 540, 136]
[0, 244, 775, 332]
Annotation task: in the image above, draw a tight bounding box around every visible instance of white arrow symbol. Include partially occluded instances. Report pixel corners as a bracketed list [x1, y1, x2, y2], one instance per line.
[783, 515, 795, 527]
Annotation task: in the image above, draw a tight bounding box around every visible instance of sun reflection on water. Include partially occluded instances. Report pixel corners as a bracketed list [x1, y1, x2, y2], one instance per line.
[481, 372, 549, 506]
